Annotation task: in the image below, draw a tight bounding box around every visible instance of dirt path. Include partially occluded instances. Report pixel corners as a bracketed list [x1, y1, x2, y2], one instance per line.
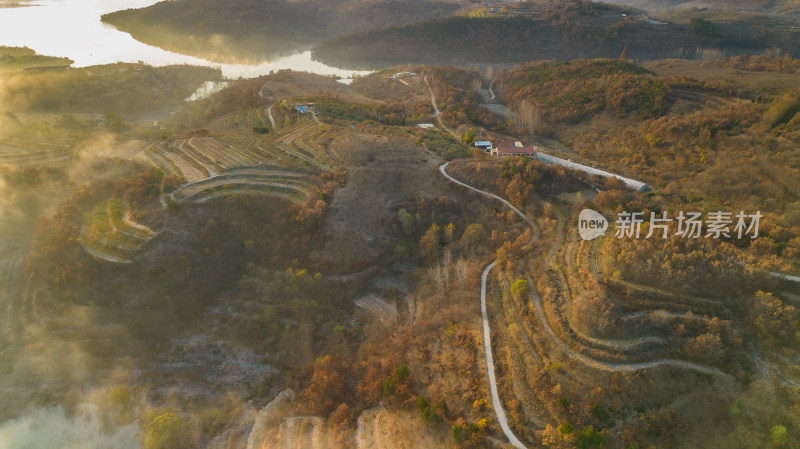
[424, 73, 457, 138]
[480, 79, 515, 118]
[439, 163, 537, 240]
[82, 245, 133, 264]
[480, 262, 528, 449]
[440, 162, 529, 448]
[121, 208, 155, 237]
[266, 103, 276, 128]
[176, 179, 311, 202]
[771, 271, 800, 283]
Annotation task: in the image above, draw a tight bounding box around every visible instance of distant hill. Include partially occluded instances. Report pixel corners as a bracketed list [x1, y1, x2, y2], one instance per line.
[101, 0, 460, 63]
[312, 2, 800, 69]
[603, 0, 800, 18]
[0, 46, 72, 71]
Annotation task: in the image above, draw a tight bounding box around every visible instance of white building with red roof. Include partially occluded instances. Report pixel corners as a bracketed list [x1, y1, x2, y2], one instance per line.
[490, 141, 538, 157]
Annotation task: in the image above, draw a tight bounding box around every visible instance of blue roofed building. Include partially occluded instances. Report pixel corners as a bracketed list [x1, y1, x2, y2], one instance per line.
[474, 141, 492, 152]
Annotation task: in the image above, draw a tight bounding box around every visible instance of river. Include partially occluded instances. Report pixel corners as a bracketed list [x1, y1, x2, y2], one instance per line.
[0, 0, 371, 79]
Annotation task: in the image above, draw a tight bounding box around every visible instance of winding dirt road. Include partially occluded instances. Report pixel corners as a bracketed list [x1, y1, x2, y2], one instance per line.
[440, 162, 528, 448]
[480, 261, 528, 449]
[424, 73, 456, 138]
[266, 103, 276, 129]
[438, 162, 729, 448]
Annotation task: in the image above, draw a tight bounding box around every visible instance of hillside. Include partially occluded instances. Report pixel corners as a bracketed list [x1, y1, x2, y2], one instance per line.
[2, 55, 800, 449]
[312, 2, 800, 68]
[101, 0, 460, 63]
[0, 46, 72, 71]
[604, 0, 800, 19]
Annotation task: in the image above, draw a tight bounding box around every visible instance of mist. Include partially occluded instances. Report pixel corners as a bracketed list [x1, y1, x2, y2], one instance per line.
[0, 405, 139, 449]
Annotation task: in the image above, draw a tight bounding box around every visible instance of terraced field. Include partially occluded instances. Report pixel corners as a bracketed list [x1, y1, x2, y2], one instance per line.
[185, 137, 259, 169]
[102, 137, 261, 183]
[171, 167, 314, 204]
[0, 142, 70, 166]
[269, 123, 334, 173]
[80, 197, 158, 263]
[82, 123, 337, 261]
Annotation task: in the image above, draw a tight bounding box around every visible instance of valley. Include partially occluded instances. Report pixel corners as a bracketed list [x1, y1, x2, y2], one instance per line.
[1, 1, 800, 448]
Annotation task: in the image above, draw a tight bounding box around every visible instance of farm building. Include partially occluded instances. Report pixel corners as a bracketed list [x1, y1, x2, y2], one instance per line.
[474, 141, 492, 151]
[489, 141, 538, 157]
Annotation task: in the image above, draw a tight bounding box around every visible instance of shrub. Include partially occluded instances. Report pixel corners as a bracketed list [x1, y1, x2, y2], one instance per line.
[143, 409, 191, 449]
[770, 425, 788, 446]
[577, 425, 605, 449]
[510, 279, 530, 299]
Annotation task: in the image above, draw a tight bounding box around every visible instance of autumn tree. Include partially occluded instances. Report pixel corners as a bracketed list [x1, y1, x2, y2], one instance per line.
[749, 291, 799, 347]
[461, 223, 489, 251]
[419, 222, 442, 263]
[461, 127, 477, 145]
[301, 355, 349, 416]
[684, 333, 725, 363]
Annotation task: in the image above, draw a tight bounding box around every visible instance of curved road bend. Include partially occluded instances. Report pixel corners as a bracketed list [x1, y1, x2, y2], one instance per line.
[424, 73, 457, 138]
[266, 103, 276, 128]
[481, 261, 528, 449]
[441, 162, 529, 449]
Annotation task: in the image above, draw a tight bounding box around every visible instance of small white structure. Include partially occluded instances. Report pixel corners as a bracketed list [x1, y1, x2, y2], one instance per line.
[416, 123, 435, 129]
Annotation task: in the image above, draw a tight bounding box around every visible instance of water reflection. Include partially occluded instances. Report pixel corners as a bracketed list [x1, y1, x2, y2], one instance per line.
[0, 0, 371, 79]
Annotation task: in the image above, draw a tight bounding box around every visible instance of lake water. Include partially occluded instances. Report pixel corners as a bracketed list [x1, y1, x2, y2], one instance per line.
[0, 0, 372, 79]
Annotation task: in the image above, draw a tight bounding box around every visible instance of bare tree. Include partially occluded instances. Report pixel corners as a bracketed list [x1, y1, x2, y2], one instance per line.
[431, 263, 447, 294]
[454, 258, 470, 285]
[514, 100, 543, 134]
[442, 248, 452, 289]
[430, 248, 455, 293]
[405, 294, 423, 326]
[471, 78, 483, 93]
